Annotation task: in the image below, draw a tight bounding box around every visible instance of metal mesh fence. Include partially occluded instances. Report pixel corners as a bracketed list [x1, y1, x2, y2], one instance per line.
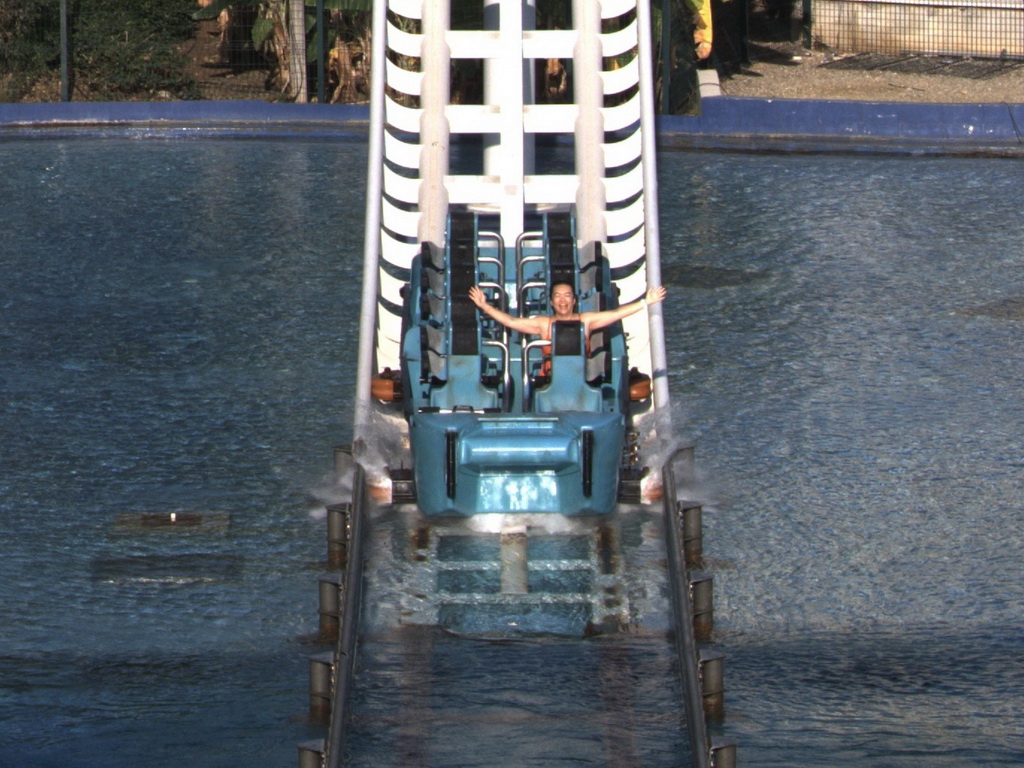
[0, 0, 372, 103]
[1, 0, 63, 101]
[0, 0, 703, 111]
[8, 0, 1020, 104]
[811, 0, 1024, 59]
[740, 0, 1024, 62]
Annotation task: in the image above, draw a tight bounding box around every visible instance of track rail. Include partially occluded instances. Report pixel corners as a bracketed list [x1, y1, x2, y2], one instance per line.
[312, 0, 719, 762]
[663, 451, 712, 768]
[319, 452, 714, 767]
[324, 464, 368, 768]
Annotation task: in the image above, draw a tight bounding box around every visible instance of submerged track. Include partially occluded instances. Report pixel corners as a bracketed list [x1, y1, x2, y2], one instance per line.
[308, 0, 718, 764]
[324, 462, 710, 767]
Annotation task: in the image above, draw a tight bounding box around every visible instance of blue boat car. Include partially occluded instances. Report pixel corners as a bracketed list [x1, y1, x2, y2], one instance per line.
[395, 208, 648, 515]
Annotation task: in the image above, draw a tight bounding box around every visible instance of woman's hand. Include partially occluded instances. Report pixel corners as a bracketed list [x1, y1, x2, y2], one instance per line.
[468, 285, 488, 309]
[645, 285, 667, 305]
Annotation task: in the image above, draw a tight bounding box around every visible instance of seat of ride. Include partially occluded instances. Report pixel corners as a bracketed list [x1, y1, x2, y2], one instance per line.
[427, 355, 501, 411]
[533, 321, 603, 413]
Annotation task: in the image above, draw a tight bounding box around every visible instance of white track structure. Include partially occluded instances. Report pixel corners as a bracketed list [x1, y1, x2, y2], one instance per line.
[355, 0, 670, 435]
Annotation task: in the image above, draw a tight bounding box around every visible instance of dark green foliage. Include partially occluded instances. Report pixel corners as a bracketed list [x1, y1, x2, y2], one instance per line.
[72, 0, 199, 99]
[1, 0, 199, 101]
[0, 0, 60, 101]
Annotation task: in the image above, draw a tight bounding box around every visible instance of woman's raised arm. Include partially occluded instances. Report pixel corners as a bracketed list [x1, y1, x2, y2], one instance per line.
[582, 285, 666, 334]
[469, 286, 550, 336]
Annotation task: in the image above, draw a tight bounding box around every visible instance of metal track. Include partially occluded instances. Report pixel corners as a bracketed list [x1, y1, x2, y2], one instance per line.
[324, 464, 368, 768]
[320, 459, 713, 768]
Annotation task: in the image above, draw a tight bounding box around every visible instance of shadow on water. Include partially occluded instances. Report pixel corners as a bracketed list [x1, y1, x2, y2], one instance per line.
[89, 552, 246, 584]
[958, 297, 1024, 321]
[660, 263, 771, 289]
[717, 625, 1024, 766]
[0, 648, 322, 768]
[344, 626, 689, 768]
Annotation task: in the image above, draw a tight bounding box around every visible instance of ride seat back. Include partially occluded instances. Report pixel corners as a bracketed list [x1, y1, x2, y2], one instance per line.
[426, 212, 502, 412]
[428, 355, 500, 411]
[447, 212, 478, 357]
[548, 226, 575, 292]
[533, 321, 603, 413]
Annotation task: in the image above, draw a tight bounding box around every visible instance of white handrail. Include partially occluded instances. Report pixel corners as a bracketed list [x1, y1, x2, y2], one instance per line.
[354, 0, 391, 439]
[634, 0, 670, 415]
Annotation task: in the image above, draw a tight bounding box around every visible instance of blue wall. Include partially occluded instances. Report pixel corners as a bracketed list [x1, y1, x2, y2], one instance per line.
[2, 97, 1022, 154]
[661, 97, 1024, 154]
[0, 100, 370, 139]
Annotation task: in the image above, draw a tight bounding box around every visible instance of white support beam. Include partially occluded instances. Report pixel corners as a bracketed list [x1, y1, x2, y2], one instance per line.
[446, 30, 502, 59]
[417, 0, 451, 247]
[521, 29, 578, 59]
[573, 0, 607, 251]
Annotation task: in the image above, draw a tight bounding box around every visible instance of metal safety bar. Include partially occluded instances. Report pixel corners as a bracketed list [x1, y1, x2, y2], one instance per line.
[477, 230, 505, 289]
[521, 337, 551, 412]
[324, 463, 369, 768]
[662, 448, 712, 768]
[515, 230, 547, 316]
[477, 282, 511, 401]
[482, 339, 512, 412]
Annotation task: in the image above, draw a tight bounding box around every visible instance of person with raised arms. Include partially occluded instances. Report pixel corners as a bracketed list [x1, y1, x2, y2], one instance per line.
[467, 282, 666, 342]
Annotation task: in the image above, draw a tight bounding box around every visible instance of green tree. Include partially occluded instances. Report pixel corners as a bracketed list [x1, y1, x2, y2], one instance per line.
[1, 0, 61, 101]
[72, 0, 199, 100]
[196, 0, 372, 102]
[1, 0, 199, 102]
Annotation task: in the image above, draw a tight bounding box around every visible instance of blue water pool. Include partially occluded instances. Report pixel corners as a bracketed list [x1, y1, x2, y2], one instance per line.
[2, 136, 1023, 766]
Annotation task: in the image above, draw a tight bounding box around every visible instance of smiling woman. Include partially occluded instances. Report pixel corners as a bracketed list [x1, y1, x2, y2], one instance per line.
[467, 283, 667, 341]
